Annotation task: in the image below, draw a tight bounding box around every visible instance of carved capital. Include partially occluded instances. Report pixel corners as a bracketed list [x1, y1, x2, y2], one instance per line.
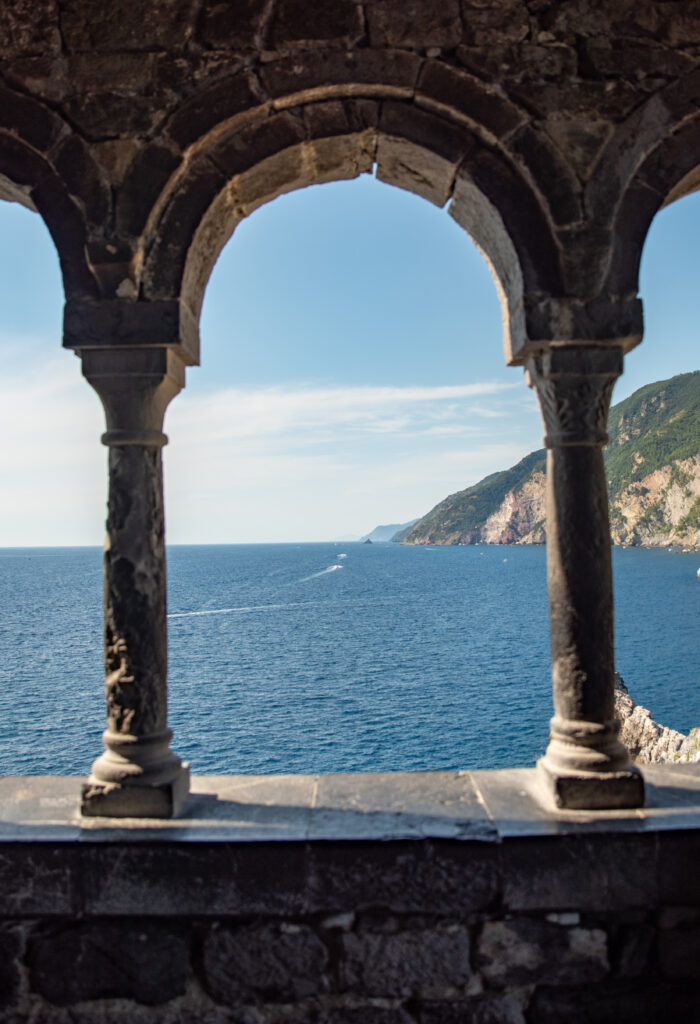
[82, 347, 185, 447]
[526, 346, 623, 448]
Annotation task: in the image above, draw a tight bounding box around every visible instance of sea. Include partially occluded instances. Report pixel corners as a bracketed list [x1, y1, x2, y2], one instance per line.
[0, 543, 698, 777]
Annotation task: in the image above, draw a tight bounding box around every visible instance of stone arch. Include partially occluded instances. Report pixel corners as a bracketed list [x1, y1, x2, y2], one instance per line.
[0, 85, 108, 300]
[604, 115, 700, 303]
[586, 70, 700, 311]
[135, 91, 565, 367]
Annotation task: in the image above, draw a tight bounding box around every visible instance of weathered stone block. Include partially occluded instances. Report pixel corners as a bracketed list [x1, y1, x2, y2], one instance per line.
[339, 925, 470, 997]
[417, 62, 525, 140]
[303, 99, 380, 139]
[510, 124, 581, 226]
[536, 760, 645, 811]
[62, 90, 165, 141]
[460, 0, 529, 48]
[610, 922, 655, 978]
[305, 133, 376, 187]
[319, 1009, 414, 1024]
[60, 0, 197, 52]
[0, 0, 60, 58]
[366, 0, 462, 50]
[53, 134, 110, 227]
[477, 918, 608, 987]
[202, 922, 329, 1004]
[27, 921, 190, 1005]
[376, 135, 455, 206]
[80, 842, 309, 917]
[0, 132, 48, 193]
[210, 112, 305, 179]
[141, 159, 228, 299]
[199, 0, 267, 50]
[658, 924, 700, 980]
[81, 766, 190, 819]
[0, 84, 63, 153]
[501, 834, 658, 913]
[306, 840, 499, 915]
[379, 101, 474, 166]
[658, 832, 700, 906]
[260, 50, 422, 102]
[419, 992, 527, 1024]
[0, 844, 77, 916]
[117, 143, 181, 237]
[528, 980, 700, 1024]
[0, 927, 21, 1009]
[233, 147, 306, 215]
[543, 118, 612, 182]
[165, 74, 263, 150]
[269, 0, 364, 49]
[658, 906, 700, 930]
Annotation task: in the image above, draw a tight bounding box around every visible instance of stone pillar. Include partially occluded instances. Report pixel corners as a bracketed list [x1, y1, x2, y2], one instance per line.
[526, 346, 644, 810]
[80, 348, 190, 818]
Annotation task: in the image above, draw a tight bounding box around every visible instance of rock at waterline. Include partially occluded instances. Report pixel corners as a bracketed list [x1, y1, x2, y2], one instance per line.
[615, 673, 699, 763]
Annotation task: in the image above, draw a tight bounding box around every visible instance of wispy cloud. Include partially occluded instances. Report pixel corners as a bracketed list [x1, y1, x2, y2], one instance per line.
[167, 380, 522, 448]
[0, 350, 542, 544]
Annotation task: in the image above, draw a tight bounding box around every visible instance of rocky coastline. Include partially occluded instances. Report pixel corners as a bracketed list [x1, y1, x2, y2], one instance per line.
[614, 674, 699, 763]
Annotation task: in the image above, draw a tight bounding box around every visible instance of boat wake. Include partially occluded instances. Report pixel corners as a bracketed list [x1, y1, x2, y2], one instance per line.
[168, 601, 308, 619]
[299, 564, 344, 582]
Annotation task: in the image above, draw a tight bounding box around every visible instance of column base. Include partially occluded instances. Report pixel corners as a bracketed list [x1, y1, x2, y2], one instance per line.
[536, 756, 644, 811]
[81, 764, 190, 819]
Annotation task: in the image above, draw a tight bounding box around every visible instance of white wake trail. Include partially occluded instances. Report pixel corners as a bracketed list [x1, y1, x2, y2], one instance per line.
[169, 601, 306, 620]
[298, 564, 345, 583]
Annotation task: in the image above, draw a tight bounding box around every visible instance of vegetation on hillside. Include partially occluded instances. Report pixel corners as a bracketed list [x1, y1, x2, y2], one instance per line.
[399, 371, 699, 546]
[401, 449, 545, 544]
[605, 371, 700, 497]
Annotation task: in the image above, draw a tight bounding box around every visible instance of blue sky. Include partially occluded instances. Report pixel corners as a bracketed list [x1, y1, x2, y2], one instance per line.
[0, 173, 698, 544]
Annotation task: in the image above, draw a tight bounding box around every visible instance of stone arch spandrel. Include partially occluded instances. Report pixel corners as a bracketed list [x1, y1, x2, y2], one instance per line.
[138, 94, 565, 368]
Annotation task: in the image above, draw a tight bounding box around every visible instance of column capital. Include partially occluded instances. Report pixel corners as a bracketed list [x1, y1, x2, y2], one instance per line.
[81, 347, 185, 447]
[526, 345, 623, 448]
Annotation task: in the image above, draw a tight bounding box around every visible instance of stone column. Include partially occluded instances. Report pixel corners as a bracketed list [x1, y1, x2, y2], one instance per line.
[526, 346, 644, 810]
[80, 348, 190, 818]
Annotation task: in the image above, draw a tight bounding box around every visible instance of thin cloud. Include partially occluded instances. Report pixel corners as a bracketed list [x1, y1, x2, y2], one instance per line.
[0, 349, 542, 544]
[167, 380, 522, 446]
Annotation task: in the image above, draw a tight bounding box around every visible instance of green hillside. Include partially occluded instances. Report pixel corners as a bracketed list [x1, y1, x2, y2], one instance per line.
[605, 371, 700, 495]
[400, 371, 700, 547]
[401, 449, 546, 545]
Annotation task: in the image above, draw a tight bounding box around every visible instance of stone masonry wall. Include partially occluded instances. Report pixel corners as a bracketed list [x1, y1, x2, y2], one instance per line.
[0, 829, 698, 1023]
[2, 0, 700, 363]
[2, 902, 699, 1022]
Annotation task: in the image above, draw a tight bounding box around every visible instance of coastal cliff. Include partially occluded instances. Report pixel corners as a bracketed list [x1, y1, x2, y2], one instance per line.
[615, 674, 699, 764]
[400, 371, 700, 548]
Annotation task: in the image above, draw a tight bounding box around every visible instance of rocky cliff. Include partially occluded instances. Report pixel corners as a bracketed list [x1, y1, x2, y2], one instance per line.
[401, 372, 700, 548]
[615, 674, 700, 764]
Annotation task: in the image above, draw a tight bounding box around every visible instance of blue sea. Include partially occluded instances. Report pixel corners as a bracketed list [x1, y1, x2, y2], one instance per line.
[0, 543, 697, 776]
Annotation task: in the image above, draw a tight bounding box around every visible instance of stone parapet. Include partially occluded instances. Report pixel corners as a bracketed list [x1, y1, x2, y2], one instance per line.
[0, 769, 698, 1020]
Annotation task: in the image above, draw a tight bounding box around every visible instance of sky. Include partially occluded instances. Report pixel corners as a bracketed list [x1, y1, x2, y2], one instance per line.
[0, 172, 698, 545]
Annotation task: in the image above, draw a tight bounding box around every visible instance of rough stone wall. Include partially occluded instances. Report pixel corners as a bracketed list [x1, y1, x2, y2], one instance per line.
[1, 0, 699, 364]
[0, 824, 695, 1023]
[0, 904, 698, 1022]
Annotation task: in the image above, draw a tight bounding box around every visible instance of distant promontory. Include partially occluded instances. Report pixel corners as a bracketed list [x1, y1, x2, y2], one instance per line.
[392, 371, 700, 550]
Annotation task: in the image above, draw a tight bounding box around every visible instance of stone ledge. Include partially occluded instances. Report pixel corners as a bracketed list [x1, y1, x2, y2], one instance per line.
[0, 767, 695, 918]
[0, 764, 699, 842]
